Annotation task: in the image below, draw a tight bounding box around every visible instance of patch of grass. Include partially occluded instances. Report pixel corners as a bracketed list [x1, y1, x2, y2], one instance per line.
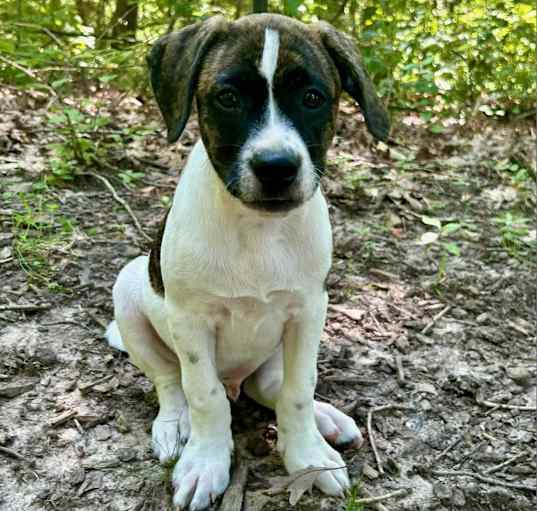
[161, 456, 178, 484]
[10, 192, 75, 285]
[345, 482, 365, 511]
[495, 211, 535, 258]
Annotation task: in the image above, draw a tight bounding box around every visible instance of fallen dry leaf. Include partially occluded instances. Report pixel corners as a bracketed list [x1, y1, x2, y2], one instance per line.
[266, 465, 346, 505]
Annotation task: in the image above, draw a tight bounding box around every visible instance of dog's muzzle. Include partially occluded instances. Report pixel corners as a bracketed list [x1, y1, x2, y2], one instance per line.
[249, 149, 301, 196]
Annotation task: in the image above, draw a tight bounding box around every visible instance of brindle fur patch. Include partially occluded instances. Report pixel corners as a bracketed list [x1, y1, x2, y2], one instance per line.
[148, 209, 169, 297]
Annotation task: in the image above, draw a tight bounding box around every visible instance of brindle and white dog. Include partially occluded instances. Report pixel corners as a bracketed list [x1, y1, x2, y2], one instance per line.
[106, 13, 389, 510]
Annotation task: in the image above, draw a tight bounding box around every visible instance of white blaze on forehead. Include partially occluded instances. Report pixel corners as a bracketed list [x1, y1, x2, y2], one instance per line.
[260, 28, 280, 87]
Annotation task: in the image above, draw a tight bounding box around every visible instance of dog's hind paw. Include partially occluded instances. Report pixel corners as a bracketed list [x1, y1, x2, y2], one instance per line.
[314, 401, 363, 449]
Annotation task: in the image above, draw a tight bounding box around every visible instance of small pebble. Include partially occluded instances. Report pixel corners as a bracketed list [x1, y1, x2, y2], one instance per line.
[507, 366, 530, 386]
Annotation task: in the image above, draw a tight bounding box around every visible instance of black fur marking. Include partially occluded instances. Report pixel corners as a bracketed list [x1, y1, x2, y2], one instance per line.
[187, 352, 199, 364]
[148, 209, 169, 297]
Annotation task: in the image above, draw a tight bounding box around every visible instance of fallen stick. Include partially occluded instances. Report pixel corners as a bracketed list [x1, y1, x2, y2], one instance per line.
[0, 445, 28, 462]
[367, 405, 415, 474]
[219, 457, 249, 511]
[431, 469, 536, 492]
[82, 172, 152, 243]
[395, 354, 405, 384]
[78, 374, 114, 392]
[49, 410, 77, 427]
[477, 397, 536, 412]
[356, 488, 410, 505]
[0, 303, 51, 312]
[421, 305, 451, 335]
[484, 451, 529, 475]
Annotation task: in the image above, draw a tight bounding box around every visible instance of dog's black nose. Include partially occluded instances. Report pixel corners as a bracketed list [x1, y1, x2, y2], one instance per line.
[250, 150, 301, 190]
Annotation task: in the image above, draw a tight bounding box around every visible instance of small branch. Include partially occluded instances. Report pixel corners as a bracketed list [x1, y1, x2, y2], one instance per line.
[367, 405, 415, 474]
[431, 469, 536, 492]
[78, 374, 114, 392]
[0, 55, 57, 96]
[219, 456, 249, 511]
[477, 397, 536, 412]
[421, 305, 451, 335]
[433, 434, 463, 462]
[356, 488, 410, 505]
[0, 445, 28, 462]
[484, 451, 529, 475]
[395, 355, 405, 384]
[0, 303, 51, 312]
[82, 172, 152, 243]
[49, 410, 77, 427]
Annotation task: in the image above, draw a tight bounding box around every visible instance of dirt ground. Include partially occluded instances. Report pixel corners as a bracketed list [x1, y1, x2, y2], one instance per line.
[0, 90, 535, 511]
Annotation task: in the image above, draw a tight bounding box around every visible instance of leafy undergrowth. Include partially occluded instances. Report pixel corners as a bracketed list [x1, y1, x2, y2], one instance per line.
[0, 89, 535, 511]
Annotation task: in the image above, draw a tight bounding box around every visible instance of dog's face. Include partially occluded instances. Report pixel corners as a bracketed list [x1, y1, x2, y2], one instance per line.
[148, 14, 389, 212]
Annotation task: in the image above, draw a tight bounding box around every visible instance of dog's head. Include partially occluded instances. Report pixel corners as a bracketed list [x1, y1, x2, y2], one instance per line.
[148, 14, 389, 212]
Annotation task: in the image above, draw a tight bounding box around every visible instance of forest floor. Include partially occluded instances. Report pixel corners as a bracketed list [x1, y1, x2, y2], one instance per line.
[0, 89, 535, 511]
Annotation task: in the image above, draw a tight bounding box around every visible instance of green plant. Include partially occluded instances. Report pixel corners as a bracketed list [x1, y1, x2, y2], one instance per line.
[46, 106, 112, 183]
[11, 193, 76, 284]
[417, 215, 463, 285]
[119, 169, 145, 188]
[495, 212, 534, 256]
[345, 482, 364, 511]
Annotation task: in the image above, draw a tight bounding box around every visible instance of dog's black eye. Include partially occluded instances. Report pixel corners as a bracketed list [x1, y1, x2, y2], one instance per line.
[303, 89, 325, 109]
[217, 90, 239, 109]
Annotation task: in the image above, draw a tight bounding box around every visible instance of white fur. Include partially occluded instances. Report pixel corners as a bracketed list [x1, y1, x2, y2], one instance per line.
[108, 136, 359, 508]
[260, 28, 279, 91]
[237, 28, 316, 203]
[105, 320, 125, 352]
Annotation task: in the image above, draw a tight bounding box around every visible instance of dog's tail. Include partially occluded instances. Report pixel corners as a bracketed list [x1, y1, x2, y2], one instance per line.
[105, 320, 128, 353]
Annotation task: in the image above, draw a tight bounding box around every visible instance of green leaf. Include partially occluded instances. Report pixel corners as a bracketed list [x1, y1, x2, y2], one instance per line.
[443, 242, 461, 256]
[441, 223, 462, 236]
[421, 216, 442, 230]
[284, 0, 301, 17]
[430, 124, 445, 134]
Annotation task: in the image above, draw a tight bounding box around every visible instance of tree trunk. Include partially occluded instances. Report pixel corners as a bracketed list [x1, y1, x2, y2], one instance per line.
[252, 0, 268, 13]
[75, 0, 92, 26]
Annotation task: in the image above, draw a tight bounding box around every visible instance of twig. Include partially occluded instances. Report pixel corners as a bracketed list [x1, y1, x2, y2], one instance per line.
[477, 397, 536, 412]
[219, 456, 249, 511]
[49, 410, 77, 427]
[395, 355, 405, 384]
[86, 311, 108, 330]
[0, 55, 57, 96]
[78, 374, 114, 392]
[82, 172, 152, 243]
[0, 445, 28, 462]
[431, 469, 536, 492]
[41, 320, 92, 331]
[0, 303, 51, 312]
[356, 488, 410, 505]
[484, 451, 529, 475]
[421, 305, 451, 335]
[367, 405, 415, 474]
[433, 434, 463, 462]
[359, 488, 388, 511]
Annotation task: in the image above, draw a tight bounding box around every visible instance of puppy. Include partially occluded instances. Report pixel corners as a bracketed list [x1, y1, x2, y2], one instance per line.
[106, 13, 389, 511]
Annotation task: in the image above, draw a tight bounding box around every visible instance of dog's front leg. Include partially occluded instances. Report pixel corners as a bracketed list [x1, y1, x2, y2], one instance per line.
[166, 303, 232, 511]
[276, 291, 350, 496]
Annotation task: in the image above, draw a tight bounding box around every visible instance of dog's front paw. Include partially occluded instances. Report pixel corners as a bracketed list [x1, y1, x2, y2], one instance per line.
[172, 438, 232, 510]
[152, 407, 191, 463]
[281, 431, 350, 497]
[314, 401, 363, 449]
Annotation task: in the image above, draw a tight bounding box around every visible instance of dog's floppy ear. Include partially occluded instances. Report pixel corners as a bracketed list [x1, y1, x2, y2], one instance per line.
[147, 16, 226, 143]
[313, 22, 390, 141]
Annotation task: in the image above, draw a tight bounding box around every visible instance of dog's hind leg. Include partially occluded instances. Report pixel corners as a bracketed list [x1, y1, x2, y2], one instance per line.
[108, 256, 190, 462]
[244, 346, 363, 449]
